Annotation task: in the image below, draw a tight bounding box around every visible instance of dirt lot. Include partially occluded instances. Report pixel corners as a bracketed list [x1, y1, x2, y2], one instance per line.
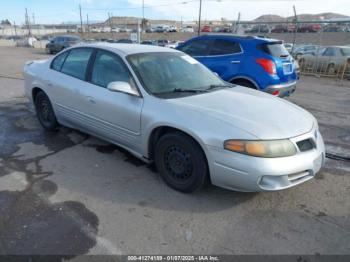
[0, 47, 349, 257]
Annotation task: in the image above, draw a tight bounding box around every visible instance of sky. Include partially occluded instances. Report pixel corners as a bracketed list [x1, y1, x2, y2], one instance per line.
[1, 0, 350, 25]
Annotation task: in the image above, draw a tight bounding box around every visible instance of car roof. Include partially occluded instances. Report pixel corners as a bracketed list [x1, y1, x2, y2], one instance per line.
[195, 34, 280, 43]
[77, 42, 180, 55]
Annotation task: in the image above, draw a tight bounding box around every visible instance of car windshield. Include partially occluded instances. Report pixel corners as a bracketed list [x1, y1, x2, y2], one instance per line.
[340, 48, 350, 56]
[127, 52, 225, 95]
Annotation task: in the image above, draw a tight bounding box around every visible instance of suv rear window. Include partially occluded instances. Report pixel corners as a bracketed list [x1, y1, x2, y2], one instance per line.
[258, 42, 289, 58]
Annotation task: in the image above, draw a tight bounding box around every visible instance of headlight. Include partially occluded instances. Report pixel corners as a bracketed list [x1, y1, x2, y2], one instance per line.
[224, 139, 297, 158]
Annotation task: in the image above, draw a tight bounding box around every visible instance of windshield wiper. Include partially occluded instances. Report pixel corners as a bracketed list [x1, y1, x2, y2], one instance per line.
[171, 88, 208, 93]
[206, 84, 235, 91]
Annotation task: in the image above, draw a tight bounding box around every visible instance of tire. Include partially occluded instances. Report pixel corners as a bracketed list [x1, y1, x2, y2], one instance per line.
[232, 79, 257, 89]
[299, 59, 306, 70]
[34, 91, 59, 131]
[155, 132, 208, 193]
[327, 64, 336, 75]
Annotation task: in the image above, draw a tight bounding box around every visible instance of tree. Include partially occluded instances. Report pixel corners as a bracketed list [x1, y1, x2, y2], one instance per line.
[1, 19, 11, 25]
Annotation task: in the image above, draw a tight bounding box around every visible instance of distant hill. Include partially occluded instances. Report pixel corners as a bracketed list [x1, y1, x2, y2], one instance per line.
[253, 15, 286, 22]
[254, 12, 349, 22]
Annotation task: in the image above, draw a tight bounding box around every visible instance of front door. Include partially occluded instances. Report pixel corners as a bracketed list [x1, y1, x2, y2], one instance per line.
[77, 49, 143, 151]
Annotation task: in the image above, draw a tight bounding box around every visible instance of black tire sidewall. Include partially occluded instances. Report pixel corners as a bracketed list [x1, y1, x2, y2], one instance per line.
[35, 92, 59, 131]
[155, 132, 208, 193]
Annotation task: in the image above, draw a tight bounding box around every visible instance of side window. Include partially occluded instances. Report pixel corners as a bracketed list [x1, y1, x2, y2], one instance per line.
[91, 50, 133, 88]
[51, 51, 69, 71]
[209, 39, 242, 56]
[61, 48, 93, 80]
[323, 48, 335, 56]
[178, 40, 211, 56]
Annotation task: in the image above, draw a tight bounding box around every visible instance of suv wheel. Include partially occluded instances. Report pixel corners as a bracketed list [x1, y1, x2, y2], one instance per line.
[232, 79, 257, 89]
[155, 132, 208, 193]
[34, 91, 59, 131]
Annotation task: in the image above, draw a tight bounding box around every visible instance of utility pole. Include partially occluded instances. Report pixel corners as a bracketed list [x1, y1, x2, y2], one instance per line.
[291, 5, 297, 54]
[79, 4, 83, 37]
[86, 14, 89, 33]
[234, 12, 241, 33]
[108, 12, 113, 36]
[197, 0, 202, 36]
[14, 21, 17, 36]
[142, 0, 145, 31]
[25, 8, 31, 36]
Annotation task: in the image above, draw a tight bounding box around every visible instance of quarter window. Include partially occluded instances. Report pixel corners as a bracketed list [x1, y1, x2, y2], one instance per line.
[51, 51, 69, 71]
[91, 50, 133, 88]
[209, 40, 241, 55]
[61, 48, 93, 80]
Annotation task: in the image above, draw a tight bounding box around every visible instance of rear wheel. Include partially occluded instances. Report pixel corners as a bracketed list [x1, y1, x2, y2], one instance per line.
[155, 132, 208, 193]
[34, 91, 59, 131]
[327, 64, 336, 75]
[231, 79, 257, 89]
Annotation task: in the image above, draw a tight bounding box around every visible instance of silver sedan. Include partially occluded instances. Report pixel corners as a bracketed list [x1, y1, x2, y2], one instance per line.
[23, 43, 325, 193]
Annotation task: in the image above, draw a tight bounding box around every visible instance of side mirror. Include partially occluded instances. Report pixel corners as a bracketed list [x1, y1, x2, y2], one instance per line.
[107, 81, 139, 96]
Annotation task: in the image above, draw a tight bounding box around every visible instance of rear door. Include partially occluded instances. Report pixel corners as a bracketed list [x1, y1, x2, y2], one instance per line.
[204, 39, 243, 80]
[48, 47, 94, 128]
[178, 38, 243, 81]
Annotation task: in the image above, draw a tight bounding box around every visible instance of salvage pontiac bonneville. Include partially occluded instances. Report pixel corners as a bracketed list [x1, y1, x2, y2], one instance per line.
[23, 43, 325, 193]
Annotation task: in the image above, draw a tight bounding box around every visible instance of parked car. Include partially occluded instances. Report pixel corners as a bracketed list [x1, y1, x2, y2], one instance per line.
[323, 26, 344, 32]
[297, 24, 322, 33]
[167, 41, 184, 49]
[141, 40, 157, 45]
[45, 35, 82, 54]
[181, 26, 194, 33]
[271, 25, 288, 33]
[156, 39, 169, 47]
[292, 44, 319, 59]
[177, 34, 299, 97]
[91, 27, 101, 33]
[246, 25, 269, 34]
[283, 43, 294, 53]
[116, 39, 133, 44]
[299, 46, 350, 74]
[201, 25, 212, 33]
[23, 43, 325, 193]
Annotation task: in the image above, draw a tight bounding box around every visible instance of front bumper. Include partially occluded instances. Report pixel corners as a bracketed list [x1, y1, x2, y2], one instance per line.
[265, 81, 297, 97]
[208, 128, 325, 192]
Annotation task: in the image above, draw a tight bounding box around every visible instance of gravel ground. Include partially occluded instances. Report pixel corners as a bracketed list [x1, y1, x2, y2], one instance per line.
[0, 46, 349, 257]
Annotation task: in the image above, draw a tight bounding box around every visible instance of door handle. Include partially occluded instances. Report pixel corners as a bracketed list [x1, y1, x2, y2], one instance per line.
[86, 96, 96, 104]
[230, 60, 241, 64]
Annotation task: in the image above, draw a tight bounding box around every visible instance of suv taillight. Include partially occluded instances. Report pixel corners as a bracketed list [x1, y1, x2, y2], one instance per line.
[256, 58, 277, 75]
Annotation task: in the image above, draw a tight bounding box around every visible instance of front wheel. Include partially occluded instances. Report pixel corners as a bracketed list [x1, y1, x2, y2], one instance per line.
[34, 91, 59, 131]
[155, 132, 208, 193]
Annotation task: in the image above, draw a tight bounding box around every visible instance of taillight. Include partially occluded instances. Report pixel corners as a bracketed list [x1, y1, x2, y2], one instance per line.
[272, 90, 280, 96]
[256, 58, 277, 75]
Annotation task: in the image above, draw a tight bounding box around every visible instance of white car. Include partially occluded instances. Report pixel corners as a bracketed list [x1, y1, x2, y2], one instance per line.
[23, 43, 325, 193]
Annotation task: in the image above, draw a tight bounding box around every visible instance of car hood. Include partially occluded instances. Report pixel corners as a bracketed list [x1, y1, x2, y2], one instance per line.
[169, 86, 315, 140]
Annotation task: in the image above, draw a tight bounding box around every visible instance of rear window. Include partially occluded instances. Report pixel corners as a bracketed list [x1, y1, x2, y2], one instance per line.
[258, 42, 289, 58]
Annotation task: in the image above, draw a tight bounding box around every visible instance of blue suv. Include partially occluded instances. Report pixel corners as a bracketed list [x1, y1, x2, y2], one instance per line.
[177, 34, 298, 97]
